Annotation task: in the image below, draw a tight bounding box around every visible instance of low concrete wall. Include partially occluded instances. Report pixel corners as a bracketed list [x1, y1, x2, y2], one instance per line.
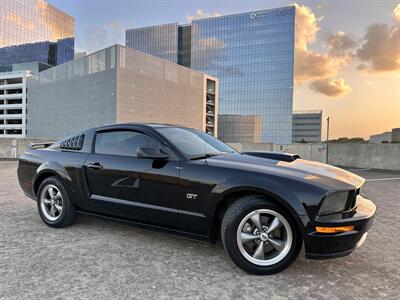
[2, 138, 400, 171]
[328, 143, 400, 170]
[228, 143, 273, 152]
[230, 142, 400, 171]
[274, 144, 327, 163]
[0, 139, 49, 159]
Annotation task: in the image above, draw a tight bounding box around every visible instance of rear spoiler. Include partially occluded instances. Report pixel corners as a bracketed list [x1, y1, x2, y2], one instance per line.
[27, 142, 54, 149]
[243, 151, 300, 162]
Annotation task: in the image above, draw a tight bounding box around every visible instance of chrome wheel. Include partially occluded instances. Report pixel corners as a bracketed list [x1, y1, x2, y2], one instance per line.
[236, 209, 293, 266]
[39, 184, 63, 222]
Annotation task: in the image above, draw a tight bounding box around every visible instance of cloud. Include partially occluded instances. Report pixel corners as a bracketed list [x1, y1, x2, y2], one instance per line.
[356, 19, 400, 74]
[294, 3, 335, 84]
[327, 31, 357, 57]
[393, 3, 400, 23]
[187, 9, 221, 23]
[293, 3, 353, 97]
[309, 78, 352, 97]
[82, 21, 125, 53]
[293, 3, 320, 52]
[363, 80, 374, 86]
[295, 51, 341, 83]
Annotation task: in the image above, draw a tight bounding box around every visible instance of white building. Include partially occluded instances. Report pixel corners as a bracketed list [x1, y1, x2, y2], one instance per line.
[292, 110, 322, 143]
[369, 132, 392, 143]
[26, 45, 218, 139]
[392, 128, 400, 142]
[0, 71, 30, 138]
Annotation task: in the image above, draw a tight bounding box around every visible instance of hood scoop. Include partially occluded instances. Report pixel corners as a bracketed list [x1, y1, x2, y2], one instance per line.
[242, 151, 300, 162]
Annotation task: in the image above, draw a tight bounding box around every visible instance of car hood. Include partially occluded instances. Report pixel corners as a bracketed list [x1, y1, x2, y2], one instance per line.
[206, 153, 365, 191]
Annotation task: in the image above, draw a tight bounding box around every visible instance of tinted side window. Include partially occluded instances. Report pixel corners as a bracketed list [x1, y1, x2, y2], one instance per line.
[95, 131, 160, 157]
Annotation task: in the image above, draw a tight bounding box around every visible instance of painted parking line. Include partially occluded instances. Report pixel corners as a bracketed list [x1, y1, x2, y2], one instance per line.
[366, 177, 400, 182]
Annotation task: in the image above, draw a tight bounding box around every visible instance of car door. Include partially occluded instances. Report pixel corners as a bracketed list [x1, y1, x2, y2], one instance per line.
[84, 128, 180, 226]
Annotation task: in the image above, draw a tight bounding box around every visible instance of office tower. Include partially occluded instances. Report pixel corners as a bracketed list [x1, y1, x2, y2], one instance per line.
[126, 6, 295, 144]
[0, 0, 75, 66]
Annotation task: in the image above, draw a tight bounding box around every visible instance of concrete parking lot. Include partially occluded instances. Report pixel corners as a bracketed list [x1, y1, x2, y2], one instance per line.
[0, 161, 399, 299]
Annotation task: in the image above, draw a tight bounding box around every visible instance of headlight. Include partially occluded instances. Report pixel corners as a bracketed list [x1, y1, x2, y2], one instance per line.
[319, 191, 349, 215]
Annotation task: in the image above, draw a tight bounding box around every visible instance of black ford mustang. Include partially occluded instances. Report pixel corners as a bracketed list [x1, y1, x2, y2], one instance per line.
[17, 123, 376, 274]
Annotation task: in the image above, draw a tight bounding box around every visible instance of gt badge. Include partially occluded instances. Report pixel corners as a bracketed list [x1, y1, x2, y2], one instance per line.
[186, 193, 198, 200]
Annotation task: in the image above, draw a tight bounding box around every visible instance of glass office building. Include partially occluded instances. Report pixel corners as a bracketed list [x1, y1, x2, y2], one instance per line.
[126, 6, 295, 144]
[126, 23, 179, 63]
[0, 0, 74, 66]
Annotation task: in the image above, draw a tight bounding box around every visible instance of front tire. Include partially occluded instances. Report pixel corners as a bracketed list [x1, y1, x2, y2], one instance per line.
[37, 177, 77, 228]
[221, 195, 302, 275]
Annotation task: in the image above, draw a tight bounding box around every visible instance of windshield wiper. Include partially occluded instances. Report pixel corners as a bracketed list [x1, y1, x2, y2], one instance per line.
[190, 152, 228, 160]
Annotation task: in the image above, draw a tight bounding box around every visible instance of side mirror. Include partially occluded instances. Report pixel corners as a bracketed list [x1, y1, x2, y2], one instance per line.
[137, 147, 169, 160]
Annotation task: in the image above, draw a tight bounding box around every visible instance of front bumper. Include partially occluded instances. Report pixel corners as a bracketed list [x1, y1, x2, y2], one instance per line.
[304, 196, 376, 259]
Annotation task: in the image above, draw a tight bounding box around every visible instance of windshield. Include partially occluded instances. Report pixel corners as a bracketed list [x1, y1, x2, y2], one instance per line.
[156, 127, 236, 159]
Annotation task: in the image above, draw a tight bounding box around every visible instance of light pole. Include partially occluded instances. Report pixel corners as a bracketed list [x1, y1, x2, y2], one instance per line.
[326, 117, 330, 164]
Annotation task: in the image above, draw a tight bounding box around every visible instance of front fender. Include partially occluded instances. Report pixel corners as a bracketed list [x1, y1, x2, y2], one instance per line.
[209, 174, 326, 237]
[212, 174, 308, 215]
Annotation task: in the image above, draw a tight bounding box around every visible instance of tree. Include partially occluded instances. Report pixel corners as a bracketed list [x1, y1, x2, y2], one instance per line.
[326, 137, 367, 143]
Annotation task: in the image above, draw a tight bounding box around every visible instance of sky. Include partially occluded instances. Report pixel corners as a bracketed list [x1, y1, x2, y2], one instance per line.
[48, 0, 400, 140]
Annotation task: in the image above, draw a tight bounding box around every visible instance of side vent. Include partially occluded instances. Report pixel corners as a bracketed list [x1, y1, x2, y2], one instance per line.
[60, 134, 85, 150]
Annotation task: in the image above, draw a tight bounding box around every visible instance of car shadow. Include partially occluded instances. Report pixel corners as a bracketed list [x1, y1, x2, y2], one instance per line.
[74, 213, 368, 278]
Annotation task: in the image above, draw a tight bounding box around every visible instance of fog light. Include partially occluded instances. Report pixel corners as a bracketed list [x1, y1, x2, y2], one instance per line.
[315, 226, 355, 233]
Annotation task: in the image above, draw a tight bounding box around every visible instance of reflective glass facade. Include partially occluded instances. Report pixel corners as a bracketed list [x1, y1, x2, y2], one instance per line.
[191, 7, 295, 144]
[126, 23, 178, 63]
[0, 0, 74, 66]
[178, 25, 192, 67]
[126, 6, 295, 144]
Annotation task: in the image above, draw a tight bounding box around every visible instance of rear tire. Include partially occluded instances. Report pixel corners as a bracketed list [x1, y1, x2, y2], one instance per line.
[221, 195, 302, 275]
[37, 177, 77, 228]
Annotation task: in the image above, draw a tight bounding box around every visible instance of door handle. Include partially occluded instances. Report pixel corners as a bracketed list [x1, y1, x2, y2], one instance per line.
[87, 162, 103, 170]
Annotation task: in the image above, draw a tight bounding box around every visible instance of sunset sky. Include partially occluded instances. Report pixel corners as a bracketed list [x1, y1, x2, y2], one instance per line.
[49, 0, 400, 139]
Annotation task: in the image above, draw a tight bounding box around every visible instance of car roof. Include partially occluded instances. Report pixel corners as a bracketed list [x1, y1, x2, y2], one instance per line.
[144, 123, 179, 128]
[90, 123, 193, 131]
